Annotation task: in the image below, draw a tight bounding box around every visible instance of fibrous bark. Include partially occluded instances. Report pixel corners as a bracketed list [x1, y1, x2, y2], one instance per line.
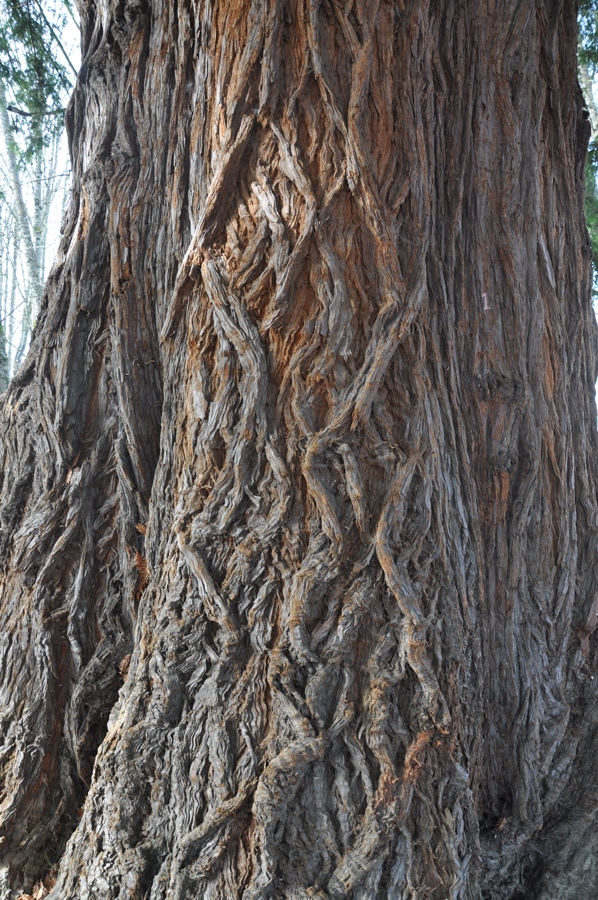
[1, 1, 598, 898]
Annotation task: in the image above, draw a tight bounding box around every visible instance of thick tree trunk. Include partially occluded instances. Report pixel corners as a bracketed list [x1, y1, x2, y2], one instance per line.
[1, 1, 597, 898]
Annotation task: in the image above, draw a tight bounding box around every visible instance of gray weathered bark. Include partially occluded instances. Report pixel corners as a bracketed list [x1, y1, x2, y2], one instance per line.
[1, 1, 598, 898]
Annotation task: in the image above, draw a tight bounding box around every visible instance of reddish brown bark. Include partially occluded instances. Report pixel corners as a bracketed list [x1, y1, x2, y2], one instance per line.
[1, 1, 597, 898]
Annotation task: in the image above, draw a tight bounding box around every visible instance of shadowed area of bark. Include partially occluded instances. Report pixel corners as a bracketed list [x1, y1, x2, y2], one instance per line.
[0, 1, 597, 899]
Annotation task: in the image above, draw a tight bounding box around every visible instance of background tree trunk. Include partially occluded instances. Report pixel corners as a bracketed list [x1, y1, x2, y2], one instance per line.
[0, 83, 67, 380]
[1, 1, 597, 898]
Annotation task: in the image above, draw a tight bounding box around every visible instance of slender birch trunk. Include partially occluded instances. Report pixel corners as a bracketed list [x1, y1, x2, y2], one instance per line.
[0, 80, 42, 305]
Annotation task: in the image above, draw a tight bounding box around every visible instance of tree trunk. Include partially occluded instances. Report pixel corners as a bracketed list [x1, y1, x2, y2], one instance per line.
[1, 1, 597, 898]
[0, 80, 43, 308]
[0, 81, 65, 377]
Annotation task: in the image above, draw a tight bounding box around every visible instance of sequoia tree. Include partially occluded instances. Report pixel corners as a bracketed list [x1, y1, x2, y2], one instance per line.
[0, 1, 597, 898]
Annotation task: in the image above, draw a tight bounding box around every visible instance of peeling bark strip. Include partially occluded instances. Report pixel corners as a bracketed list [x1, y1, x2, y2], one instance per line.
[0, 1, 597, 898]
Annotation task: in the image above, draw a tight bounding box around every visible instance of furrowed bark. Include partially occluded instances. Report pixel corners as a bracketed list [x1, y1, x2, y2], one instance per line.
[1, 2, 597, 899]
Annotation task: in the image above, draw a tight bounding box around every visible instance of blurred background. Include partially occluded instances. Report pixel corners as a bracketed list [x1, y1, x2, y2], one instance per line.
[0, 0, 79, 389]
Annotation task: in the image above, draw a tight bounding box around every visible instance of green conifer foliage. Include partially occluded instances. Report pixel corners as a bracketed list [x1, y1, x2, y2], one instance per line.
[0, 0, 74, 385]
[0, 0, 73, 156]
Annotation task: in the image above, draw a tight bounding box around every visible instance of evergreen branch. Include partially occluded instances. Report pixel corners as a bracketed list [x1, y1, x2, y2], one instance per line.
[7, 104, 65, 118]
[29, 0, 77, 81]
